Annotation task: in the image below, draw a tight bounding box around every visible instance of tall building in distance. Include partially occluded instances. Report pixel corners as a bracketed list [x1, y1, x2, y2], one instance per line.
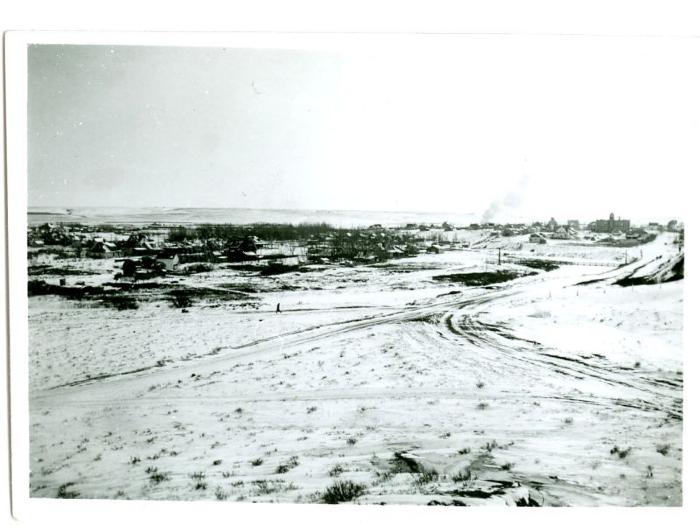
[589, 212, 631, 233]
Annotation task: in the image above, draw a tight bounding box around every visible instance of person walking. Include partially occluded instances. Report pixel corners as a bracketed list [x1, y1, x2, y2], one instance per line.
[276, 302, 281, 314]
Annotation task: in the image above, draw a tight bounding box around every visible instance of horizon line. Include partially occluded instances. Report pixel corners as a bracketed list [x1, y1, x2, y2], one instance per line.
[25, 205, 681, 225]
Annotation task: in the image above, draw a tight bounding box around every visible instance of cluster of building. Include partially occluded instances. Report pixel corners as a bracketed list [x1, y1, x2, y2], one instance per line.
[480, 219, 579, 241]
[493, 212, 678, 245]
[28, 222, 429, 276]
[28, 223, 140, 258]
[28, 223, 272, 273]
[306, 230, 422, 263]
[589, 213, 631, 234]
[27, 211, 681, 275]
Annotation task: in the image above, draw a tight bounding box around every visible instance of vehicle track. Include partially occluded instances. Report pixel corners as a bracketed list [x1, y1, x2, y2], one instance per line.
[33, 252, 681, 424]
[437, 309, 682, 420]
[32, 285, 516, 401]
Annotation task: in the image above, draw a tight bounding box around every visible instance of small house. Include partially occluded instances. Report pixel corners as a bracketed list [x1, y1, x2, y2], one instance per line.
[228, 249, 259, 262]
[529, 233, 547, 244]
[156, 253, 180, 271]
[88, 241, 120, 258]
[551, 226, 571, 240]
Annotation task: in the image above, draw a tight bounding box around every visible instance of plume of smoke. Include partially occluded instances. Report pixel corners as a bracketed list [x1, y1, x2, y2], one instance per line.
[481, 201, 501, 223]
[481, 175, 529, 223]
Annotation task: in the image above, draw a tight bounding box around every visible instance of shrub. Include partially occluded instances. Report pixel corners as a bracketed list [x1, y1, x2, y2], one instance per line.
[457, 448, 471, 455]
[275, 456, 300, 474]
[149, 471, 170, 484]
[374, 470, 395, 483]
[169, 291, 193, 308]
[251, 458, 263, 467]
[56, 482, 80, 499]
[215, 486, 228, 500]
[329, 464, 345, 477]
[321, 480, 367, 504]
[415, 470, 440, 485]
[252, 479, 298, 495]
[452, 468, 472, 483]
[484, 440, 498, 452]
[610, 445, 632, 459]
[656, 443, 671, 456]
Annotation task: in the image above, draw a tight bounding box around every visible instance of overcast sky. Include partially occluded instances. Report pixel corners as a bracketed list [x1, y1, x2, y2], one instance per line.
[28, 38, 698, 222]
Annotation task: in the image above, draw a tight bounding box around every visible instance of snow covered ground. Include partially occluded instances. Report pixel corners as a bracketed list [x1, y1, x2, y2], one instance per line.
[27, 232, 683, 506]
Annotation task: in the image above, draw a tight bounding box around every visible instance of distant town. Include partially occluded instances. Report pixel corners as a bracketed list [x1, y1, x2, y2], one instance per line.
[27, 212, 684, 281]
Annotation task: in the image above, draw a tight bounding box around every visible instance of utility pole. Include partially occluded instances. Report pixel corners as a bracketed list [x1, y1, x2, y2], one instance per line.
[498, 248, 501, 266]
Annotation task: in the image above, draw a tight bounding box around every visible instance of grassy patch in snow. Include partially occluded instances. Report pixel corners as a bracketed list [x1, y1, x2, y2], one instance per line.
[320, 480, 367, 504]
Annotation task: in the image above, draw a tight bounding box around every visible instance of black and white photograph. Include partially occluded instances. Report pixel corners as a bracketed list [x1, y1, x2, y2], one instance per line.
[4, 23, 697, 516]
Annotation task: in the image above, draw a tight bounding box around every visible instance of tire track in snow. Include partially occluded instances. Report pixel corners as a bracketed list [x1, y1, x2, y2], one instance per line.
[33, 286, 517, 401]
[436, 310, 681, 419]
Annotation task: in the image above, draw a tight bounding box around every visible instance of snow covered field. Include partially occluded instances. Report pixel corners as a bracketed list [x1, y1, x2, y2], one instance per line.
[27, 233, 683, 506]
